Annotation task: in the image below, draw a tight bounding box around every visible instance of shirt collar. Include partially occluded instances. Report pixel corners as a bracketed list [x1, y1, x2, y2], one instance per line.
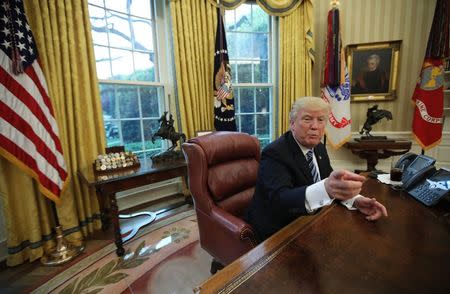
[291, 132, 313, 157]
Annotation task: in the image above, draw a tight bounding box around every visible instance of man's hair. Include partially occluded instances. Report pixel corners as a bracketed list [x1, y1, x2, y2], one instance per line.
[289, 96, 330, 122]
[368, 54, 380, 65]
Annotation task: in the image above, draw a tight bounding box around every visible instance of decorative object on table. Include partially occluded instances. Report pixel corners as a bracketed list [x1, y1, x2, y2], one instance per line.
[358, 105, 392, 140]
[94, 151, 140, 173]
[346, 40, 401, 102]
[151, 112, 186, 163]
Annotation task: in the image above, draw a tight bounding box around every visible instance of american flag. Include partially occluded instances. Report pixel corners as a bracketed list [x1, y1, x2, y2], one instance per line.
[0, 0, 67, 202]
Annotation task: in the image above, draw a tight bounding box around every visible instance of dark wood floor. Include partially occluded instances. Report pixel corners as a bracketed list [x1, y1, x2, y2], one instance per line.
[0, 194, 192, 293]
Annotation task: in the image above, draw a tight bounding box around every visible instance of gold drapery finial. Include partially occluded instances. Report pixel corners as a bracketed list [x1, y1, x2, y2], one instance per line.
[331, 0, 340, 7]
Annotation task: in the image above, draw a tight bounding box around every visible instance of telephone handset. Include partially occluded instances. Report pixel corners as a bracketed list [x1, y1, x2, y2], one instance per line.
[394, 152, 417, 170]
[401, 154, 436, 190]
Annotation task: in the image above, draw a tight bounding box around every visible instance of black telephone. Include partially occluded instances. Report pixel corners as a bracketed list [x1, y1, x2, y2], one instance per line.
[407, 168, 450, 206]
[401, 154, 436, 190]
[394, 153, 450, 206]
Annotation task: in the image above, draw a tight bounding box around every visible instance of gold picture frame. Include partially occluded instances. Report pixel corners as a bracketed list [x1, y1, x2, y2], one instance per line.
[346, 40, 402, 102]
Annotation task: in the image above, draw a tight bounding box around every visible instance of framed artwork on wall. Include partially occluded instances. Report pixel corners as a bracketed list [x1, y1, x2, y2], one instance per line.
[346, 40, 402, 102]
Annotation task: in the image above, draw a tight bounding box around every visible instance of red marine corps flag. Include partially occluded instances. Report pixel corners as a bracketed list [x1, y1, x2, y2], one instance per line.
[320, 4, 351, 148]
[213, 6, 236, 131]
[412, 0, 449, 150]
[0, 0, 67, 203]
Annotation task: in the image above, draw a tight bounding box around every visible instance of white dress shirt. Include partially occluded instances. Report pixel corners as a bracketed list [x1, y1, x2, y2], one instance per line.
[293, 139, 362, 213]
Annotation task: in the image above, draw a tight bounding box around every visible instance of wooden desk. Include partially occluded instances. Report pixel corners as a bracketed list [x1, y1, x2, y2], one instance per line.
[198, 179, 450, 294]
[345, 139, 412, 171]
[77, 156, 189, 256]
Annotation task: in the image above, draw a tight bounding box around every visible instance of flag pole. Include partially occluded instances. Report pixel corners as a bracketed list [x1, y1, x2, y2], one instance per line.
[41, 201, 85, 265]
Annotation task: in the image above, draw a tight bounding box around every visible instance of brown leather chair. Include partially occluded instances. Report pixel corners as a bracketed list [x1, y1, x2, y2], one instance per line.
[182, 131, 260, 273]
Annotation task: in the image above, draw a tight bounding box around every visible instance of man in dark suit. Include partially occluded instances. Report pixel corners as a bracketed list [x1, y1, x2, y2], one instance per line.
[247, 96, 388, 241]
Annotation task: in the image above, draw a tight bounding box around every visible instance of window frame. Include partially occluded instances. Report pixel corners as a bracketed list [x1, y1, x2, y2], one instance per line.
[224, 3, 277, 146]
[88, 0, 175, 156]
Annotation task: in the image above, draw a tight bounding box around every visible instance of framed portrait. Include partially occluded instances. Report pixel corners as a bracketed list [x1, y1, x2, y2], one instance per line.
[346, 40, 402, 102]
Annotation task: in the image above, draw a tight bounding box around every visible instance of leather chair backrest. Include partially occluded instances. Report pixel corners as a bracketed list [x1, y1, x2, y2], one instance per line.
[184, 132, 260, 218]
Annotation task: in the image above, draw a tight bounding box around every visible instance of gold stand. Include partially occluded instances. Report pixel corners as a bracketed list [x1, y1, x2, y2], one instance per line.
[41, 226, 85, 266]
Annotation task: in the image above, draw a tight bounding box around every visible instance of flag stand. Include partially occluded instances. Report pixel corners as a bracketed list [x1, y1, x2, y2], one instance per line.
[41, 201, 85, 266]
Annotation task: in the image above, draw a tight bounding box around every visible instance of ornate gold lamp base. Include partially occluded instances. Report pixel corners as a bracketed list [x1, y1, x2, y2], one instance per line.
[41, 226, 85, 266]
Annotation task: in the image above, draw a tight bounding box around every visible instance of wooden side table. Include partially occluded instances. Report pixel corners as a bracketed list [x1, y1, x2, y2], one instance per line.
[77, 156, 190, 256]
[344, 139, 412, 172]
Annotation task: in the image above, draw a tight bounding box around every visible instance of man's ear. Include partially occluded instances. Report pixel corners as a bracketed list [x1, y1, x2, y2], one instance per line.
[289, 119, 295, 131]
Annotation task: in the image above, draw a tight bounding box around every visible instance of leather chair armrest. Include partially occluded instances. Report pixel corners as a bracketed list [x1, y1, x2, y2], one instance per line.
[210, 206, 257, 244]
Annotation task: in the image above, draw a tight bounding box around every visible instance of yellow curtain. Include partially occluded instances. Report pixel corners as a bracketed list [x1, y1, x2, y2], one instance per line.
[0, 0, 104, 266]
[278, 0, 314, 134]
[170, 0, 217, 138]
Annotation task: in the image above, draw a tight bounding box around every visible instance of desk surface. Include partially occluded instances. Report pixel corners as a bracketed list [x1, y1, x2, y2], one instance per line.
[198, 179, 450, 294]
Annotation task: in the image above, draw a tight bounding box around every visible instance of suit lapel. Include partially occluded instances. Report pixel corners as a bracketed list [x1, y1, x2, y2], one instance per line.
[286, 132, 314, 183]
[314, 147, 325, 180]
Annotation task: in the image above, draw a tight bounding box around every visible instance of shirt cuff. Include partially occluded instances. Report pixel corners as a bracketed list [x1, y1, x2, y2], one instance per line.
[305, 179, 334, 213]
[340, 194, 364, 210]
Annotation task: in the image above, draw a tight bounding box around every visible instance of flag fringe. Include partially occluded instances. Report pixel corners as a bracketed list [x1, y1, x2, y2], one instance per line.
[0, 146, 65, 204]
[324, 131, 352, 149]
[411, 133, 442, 151]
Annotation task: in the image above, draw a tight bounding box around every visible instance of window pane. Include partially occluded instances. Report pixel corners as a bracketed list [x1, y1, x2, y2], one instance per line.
[100, 84, 117, 118]
[234, 89, 240, 113]
[235, 4, 252, 32]
[256, 88, 270, 112]
[239, 88, 254, 113]
[89, 5, 108, 46]
[256, 114, 270, 136]
[94, 45, 112, 79]
[225, 11, 235, 30]
[104, 0, 127, 14]
[122, 120, 142, 151]
[141, 87, 159, 117]
[254, 34, 268, 59]
[117, 86, 139, 118]
[143, 119, 161, 149]
[132, 18, 153, 50]
[231, 33, 252, 58]
[130, 0, 152, 19]
[240, 114, 255, 134]
[237, 63, 252, 83]
[133, 52, 154, 81]
[259, 138, 271, 149]
[254, 61, 268, 83]
[110, 48, 134, 79]
[230, 62, 237, 83]
[252, 5, 269, 32]
[105, 120, 120, 147]
[89, 0, 104, 6]
[107, 10, 132, 49]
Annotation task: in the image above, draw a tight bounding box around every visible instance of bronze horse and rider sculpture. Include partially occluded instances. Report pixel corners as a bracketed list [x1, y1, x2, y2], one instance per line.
[151, 111, 186, 152]
[359, 105, 393, 138]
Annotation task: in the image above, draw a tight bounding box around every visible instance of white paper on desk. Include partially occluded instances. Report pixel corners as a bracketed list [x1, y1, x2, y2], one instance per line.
[377, 173, 402, 187]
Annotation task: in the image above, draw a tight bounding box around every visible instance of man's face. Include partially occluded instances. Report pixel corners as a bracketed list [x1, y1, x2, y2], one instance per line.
[367, 59, 378, 71]
[290, 108, 327, 149]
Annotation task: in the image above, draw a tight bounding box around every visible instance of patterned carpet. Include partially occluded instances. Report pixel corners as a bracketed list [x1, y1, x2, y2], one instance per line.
[31, 210, 212, 294]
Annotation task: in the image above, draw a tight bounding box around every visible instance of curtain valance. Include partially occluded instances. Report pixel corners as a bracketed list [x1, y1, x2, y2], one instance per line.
[204, 0, 304, 16]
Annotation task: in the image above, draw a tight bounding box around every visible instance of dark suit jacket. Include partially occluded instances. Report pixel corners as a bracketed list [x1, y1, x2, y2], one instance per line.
[246, 131, 333, 241]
